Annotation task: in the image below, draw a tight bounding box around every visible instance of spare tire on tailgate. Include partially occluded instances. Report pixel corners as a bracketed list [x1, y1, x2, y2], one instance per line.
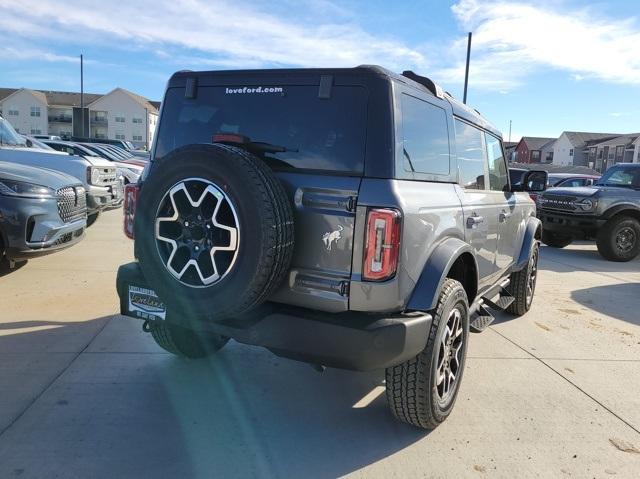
[134, 143, 294, 320]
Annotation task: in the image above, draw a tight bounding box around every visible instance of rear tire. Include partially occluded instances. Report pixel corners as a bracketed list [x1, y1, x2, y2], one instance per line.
[596, 216, 640, 262]
[541, 230, 572, 248]
[385, 279, 469, 429]
[150, 322, 229, 358]
[507, 242, 539, 316]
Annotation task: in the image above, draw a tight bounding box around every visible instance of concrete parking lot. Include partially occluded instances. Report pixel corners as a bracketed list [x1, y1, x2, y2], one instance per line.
[0, 209, 638, 478]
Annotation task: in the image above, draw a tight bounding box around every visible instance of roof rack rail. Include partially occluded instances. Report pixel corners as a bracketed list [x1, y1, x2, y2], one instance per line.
[401, 71, 444, 99]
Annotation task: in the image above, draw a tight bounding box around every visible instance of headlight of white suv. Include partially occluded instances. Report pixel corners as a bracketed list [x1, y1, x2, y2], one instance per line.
[87, 166, 101, 185]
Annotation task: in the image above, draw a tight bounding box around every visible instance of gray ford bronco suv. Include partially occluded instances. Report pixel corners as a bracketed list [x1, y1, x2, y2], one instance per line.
[116, 66, 545, 429]
[538, 163, 640, 262]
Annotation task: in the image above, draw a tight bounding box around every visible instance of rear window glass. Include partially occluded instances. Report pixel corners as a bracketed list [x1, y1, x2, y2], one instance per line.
[155, 85, 368, 173]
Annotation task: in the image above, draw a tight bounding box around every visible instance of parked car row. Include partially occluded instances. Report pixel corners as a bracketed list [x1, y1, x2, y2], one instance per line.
[0, 114, 143, 267]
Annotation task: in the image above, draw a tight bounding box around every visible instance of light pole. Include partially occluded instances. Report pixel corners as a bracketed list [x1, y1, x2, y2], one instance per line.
[80, 54, 84, 138]
[463, 32, 472, 104]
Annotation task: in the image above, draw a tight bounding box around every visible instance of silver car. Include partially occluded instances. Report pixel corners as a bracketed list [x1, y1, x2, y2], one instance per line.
[0, 115, 122, 226]
[0, 161, 86, 264]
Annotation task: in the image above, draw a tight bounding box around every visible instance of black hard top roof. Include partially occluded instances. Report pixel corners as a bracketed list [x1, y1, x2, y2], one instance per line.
[170, 65, 503, 139]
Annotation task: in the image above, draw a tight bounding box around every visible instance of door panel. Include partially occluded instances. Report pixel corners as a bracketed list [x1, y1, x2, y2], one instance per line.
[456, 187, 499, 284]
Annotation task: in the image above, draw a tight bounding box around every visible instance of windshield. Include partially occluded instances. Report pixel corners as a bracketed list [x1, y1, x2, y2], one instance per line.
[0, 117, 27, 146]
[596, 165, 640, 188]
[155, 85, 368, 173]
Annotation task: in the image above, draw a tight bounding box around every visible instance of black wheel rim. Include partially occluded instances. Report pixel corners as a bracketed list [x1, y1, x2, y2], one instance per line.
[526, 248, 539, 307]
[615, 226, 636, 254]
[436, 307, 464, 405]
[154, 178, 240, 288]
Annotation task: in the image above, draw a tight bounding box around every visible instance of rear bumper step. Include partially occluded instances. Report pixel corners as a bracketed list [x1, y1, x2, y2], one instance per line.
[116, 262, 432, 371]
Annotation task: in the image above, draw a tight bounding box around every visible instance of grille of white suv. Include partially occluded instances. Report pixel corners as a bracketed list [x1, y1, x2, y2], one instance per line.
[57, 186, 87, 223]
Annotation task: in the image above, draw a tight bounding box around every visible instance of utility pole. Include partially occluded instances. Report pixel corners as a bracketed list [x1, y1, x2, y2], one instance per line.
[463, 32, 472, 104]
[80, 54, 84, 138]
[508, 120, 512, 143]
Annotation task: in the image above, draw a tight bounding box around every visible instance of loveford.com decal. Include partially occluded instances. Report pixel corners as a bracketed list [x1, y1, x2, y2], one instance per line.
[225, 86, 284, 94]
[128, 285, 166, 320]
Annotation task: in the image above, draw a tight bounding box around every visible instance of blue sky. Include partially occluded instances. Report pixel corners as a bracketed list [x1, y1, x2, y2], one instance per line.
[1, 0, 639, 141]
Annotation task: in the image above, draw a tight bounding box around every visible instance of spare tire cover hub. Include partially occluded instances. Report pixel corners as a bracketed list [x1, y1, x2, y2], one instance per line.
[154, 177, 239, 287]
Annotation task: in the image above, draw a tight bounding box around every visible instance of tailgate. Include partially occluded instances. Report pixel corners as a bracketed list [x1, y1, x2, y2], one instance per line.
[269, 172, 360, 312]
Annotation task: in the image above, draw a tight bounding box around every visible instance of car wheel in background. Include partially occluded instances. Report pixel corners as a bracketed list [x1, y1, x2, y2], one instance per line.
[87, 212, 100, 227]
[507, 242, 539, 316]
[596, 216, 640, 262]
[385, 279, 469, 429]
[541, 230, 572, 248]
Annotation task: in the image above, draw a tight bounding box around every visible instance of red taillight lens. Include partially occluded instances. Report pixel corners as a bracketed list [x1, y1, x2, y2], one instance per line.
[363, 208, 402, 281]
[123, 183, 140, 239]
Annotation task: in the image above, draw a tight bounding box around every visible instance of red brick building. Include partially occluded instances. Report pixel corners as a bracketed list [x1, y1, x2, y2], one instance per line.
[514, 137, 556, 164]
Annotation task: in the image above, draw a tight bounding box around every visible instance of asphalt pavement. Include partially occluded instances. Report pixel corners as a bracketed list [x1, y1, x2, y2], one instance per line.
[0, 209, 638, 478]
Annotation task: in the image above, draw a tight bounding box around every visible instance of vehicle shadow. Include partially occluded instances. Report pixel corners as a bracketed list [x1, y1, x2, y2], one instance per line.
[538, 243, 640, 276]
[571, 283, 640, 326]
[0, 259, 27, 277]
[0, 316, 428, 479]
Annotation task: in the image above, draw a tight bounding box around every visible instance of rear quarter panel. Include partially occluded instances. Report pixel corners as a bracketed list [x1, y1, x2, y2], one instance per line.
[349, 179, 464, 312]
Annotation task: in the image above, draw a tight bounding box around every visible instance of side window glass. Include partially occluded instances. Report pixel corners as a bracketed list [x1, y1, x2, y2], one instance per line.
[400, 94, 450, 175]
[455, 119, 486, 190]
[485, 133, 508, 191]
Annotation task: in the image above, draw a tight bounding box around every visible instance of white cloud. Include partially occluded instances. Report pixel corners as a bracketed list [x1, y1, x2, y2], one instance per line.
[0, 45, 79, 63]
[446, 0, 640, 89]
[0, 0, 427, 71]
[1, 0, 639, 96]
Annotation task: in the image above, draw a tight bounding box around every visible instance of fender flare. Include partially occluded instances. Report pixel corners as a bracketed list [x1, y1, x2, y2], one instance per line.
[407, 237, 478, 312]
[514, 216, 541, 271]
[602, 204, 640, 221]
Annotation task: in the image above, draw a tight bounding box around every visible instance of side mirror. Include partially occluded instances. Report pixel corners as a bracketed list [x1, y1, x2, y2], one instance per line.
[25, 139, 33, 147]
[515, 170, 547, 192]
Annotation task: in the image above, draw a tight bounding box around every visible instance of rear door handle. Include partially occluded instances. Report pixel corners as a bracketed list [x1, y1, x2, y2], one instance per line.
[466, 215, 484, 229]
[499, 211, 511, 223]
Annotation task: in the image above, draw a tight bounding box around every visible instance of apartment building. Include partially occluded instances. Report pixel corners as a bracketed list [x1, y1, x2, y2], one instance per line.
[552, 131, 618, 168]
[0, 87, 159, 149]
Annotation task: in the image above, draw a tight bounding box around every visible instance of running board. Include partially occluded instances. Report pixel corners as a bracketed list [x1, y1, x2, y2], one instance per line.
[470, 304, 494, 333]
[483, 290, 515, 311]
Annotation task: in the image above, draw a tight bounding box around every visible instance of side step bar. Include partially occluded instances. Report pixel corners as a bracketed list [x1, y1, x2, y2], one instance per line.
[470, 278, 514, 333]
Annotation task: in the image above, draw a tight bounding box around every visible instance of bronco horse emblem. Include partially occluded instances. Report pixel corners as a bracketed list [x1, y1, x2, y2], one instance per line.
[322, 225, 344, 251]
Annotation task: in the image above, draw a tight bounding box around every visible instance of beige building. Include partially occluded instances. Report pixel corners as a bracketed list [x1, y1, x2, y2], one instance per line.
[0, 87, 159, 149]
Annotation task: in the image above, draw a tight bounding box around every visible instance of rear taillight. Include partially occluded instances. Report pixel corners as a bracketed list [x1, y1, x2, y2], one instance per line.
[123, 183, 140, 239]
[363, 208, 402, 281]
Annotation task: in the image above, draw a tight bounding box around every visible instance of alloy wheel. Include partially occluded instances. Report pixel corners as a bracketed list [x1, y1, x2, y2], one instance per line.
[155, 178, 240, 287]
[526, 248, 539, 307]
[615, 226, 636, 254]
[436, 308, 464, 404]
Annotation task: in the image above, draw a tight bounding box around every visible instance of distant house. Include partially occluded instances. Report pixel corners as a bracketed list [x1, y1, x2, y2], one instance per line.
[514, 137, 556, 164]
[0, 86, 159, 149]
[552, 131, 619, 168]
[589, 133, 640, 172]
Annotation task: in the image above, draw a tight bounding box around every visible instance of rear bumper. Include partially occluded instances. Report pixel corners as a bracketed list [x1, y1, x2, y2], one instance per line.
[116, 262, 431, 371]
[538, 210, 605, 238]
